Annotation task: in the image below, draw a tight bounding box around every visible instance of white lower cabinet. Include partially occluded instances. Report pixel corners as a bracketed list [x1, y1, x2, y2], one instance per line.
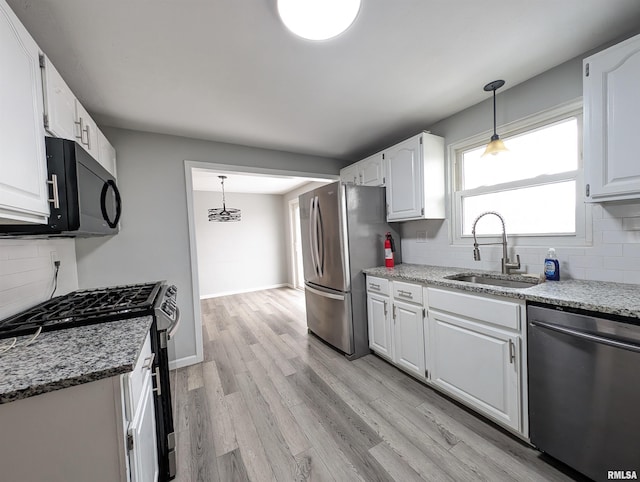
[0, 332, 158, 482]
[393, 300, 425, 379]
[366, 277, 426, 380]
[429, 309, 521, 431]
[127, 369, 159, 482]
[367, 292, 393, 359]
[365, 276, 527, 436]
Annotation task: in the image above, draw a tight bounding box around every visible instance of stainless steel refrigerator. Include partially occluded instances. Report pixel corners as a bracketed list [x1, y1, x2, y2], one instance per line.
[299, 182, 400, 359]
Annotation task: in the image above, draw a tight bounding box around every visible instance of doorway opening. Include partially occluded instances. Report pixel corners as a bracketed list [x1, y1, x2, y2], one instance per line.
[183, 160, 335, 364]
[289, 199, 304, 290]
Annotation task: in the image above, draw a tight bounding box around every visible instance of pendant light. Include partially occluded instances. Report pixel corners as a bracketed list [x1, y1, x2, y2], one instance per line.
[482, 79, 509, 157]
[277, 0, 361, 41]
[208, 176, 241, 222]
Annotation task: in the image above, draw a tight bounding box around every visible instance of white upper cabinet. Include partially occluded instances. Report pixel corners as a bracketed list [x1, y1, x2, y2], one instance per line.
[360, 153, 385, 186]
[385, 132, 445, 222]
[42, 56, 78, 141]
[584, 32, 640, 202]
[0, 0, 49, 224]
[98, 129, 117, 178]
[340, 163, 359, 185]
[339, 152, 385, 187]
[75, 101, 100, 160]
[41, 55, 117, 177]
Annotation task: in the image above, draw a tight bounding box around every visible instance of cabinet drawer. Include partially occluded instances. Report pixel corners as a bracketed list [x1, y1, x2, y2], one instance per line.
[427, 287, 521, 330]
[393, 281, 423, 304]
[124, 332, 153, 419]
[367, 276, 389, 295]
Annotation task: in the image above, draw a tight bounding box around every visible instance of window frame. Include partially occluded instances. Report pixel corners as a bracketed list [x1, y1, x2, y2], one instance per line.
[448, 99, 592, 247]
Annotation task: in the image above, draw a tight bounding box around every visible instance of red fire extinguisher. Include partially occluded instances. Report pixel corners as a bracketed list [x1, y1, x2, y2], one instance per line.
[385, 232, 396, 268]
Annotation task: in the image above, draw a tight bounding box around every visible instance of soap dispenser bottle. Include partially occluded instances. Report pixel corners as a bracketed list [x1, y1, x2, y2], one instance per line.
[544, 248, 560, 281]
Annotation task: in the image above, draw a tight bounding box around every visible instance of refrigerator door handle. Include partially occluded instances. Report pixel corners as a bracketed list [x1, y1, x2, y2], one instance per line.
[316, 197, 324, 277]
[305, 284, 345, 301]
[309, 196, 319, 277]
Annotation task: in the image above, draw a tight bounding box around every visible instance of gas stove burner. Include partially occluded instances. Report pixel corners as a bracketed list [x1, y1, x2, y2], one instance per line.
[0, 282, 165, 341]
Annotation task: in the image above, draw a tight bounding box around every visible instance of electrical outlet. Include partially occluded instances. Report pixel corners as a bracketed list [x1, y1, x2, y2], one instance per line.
[50, 251, 60, 267]
[416, 230, 427, 243]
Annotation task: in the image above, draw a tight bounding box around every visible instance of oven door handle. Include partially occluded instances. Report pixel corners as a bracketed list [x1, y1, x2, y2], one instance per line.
[530, 320, 640, 353]
[168, 307, 181, 339]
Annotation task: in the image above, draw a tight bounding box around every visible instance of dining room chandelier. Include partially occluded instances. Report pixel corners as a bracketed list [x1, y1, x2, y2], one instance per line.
[208, 175, 241, 222]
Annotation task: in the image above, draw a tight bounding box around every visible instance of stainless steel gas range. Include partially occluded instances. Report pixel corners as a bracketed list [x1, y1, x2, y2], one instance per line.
[0, 281, 180, 481]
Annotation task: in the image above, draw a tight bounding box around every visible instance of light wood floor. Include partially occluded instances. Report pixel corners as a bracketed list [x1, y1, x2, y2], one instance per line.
[171, 288, 583, 482]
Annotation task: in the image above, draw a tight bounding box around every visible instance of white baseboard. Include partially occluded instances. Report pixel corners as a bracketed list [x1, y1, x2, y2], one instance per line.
[200, 284, 288, 299]
[169, 354, 201, 371]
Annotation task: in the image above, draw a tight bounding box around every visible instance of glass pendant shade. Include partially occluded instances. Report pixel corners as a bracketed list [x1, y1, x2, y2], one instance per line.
[482, 136, 509, 157]
[208, 176, 241, 222]
[277, 0, 361, 40]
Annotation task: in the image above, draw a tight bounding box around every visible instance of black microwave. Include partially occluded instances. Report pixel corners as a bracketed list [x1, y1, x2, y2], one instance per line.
[0, 138, 121, 237]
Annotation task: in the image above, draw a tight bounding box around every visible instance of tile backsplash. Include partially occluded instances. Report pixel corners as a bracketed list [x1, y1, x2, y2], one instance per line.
[0, 239, 78, 319]
[401, 201, 640, 284]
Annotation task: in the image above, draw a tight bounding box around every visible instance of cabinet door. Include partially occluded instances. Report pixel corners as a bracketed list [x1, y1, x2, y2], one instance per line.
[385, 135, 422, 221]
[367, 293, 392, 359]
[128, 371, 159, 482]
[429, 309, 520, 431]
[98, 128, 117, 178]
[42, 56, 78, 141]
[340, 163, 359, 185]
[584, 33, 640, 201]
[0, 0, 49, 223]
[75, 101, 100, 160]
[393, 300, 425, 379]
[360, 153, 385, 186]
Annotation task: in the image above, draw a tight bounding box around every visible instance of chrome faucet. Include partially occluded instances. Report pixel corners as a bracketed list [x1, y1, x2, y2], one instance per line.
[471, 211, 521, 275]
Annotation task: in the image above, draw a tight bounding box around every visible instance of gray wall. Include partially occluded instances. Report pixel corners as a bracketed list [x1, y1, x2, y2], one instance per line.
[194, 190, 287, 297]
[75, 128, 345, 366]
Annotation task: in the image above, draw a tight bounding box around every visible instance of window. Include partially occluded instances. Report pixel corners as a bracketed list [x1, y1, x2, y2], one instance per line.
[451, 101, 590, 245]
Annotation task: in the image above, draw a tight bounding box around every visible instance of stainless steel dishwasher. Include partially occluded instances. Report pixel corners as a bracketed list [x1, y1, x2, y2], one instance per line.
[528, 303, 640, 481]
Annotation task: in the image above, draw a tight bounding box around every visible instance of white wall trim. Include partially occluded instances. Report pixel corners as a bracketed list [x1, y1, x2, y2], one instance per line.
[169, 354, 200, 371]
[184, 160, 336, 369]
[183, 162, 205, 370]
[200, 284, 288, 299]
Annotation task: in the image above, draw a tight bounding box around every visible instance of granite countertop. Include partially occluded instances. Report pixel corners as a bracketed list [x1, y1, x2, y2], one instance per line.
[364, 264, 640, 319]
[0, 315, 153, 404]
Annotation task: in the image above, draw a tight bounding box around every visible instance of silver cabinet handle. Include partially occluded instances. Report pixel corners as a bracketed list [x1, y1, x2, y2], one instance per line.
[392, 304, 396, 321]
[83, 123, 91, 149]
[508, 340, 515, 364]
[142, 352, 156, 370]
[74, 116, 84, 141]
[397, 290, 413, 298]
[369, 283, 381, 290]
[152, 367, 162, 396]
[383, 300, 388, 317]
[47, 174, 60, 209]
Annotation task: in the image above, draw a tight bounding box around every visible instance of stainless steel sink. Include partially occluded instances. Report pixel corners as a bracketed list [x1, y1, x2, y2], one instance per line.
[445, 274, 541, 289]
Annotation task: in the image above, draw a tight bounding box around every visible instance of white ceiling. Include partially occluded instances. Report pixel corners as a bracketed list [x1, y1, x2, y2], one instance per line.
[191, 169, 327, 194]
[7, 0, 640, 161]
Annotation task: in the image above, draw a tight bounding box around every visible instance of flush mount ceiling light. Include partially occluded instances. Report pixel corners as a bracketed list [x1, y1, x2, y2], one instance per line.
[277, 0, 361, 40]
[482, 79, 509, 157]
[208, 176, 241, 222]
